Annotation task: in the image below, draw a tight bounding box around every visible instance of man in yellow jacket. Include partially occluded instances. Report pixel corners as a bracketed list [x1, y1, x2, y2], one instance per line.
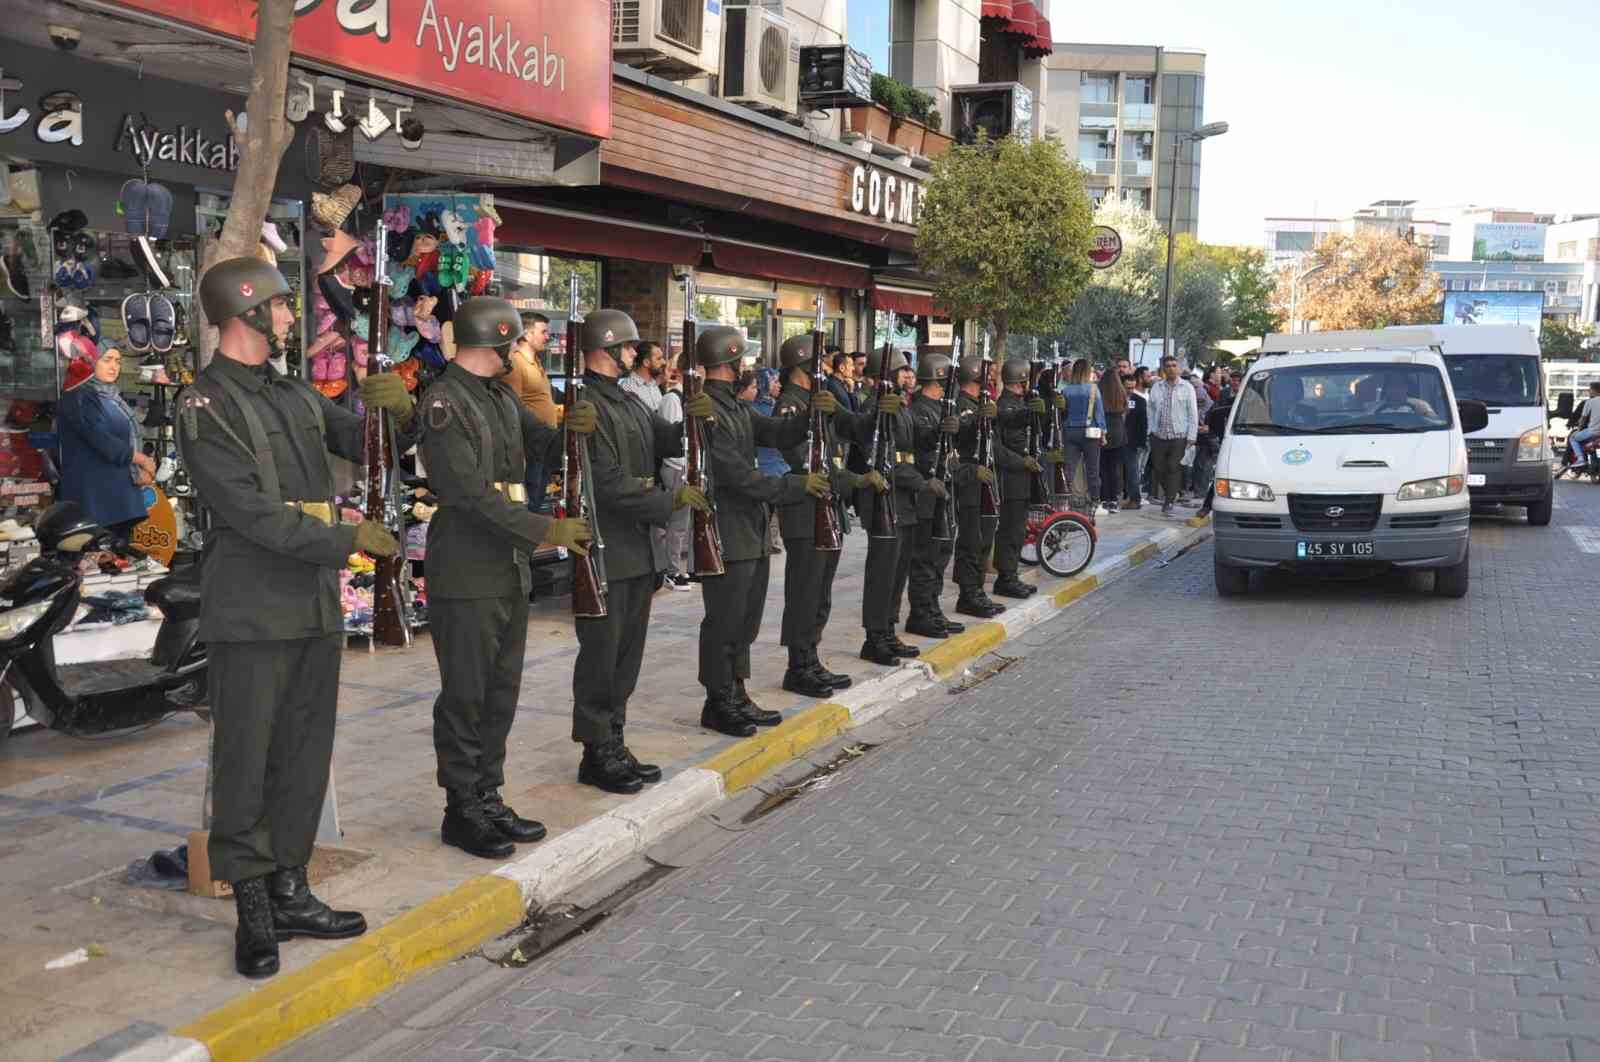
[504, 311, 557, 509]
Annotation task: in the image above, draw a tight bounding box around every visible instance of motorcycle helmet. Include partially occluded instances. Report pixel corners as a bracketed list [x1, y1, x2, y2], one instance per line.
[34, 501, 101, 553]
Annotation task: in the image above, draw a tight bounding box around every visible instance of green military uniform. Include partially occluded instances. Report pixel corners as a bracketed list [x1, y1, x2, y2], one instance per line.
[570, 314, 683, 780]
[696, 327, 810, 733]
[905, 380, 961, 635]
[419, 298, 570, 855]
[992, 377, 1037, 596]
[951, 380, 1003, 616]
[772, 336, 867, 697]
[838, 350, 926, 663]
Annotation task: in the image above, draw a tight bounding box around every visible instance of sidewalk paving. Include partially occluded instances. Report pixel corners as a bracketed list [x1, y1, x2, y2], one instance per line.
[0, 504, 1206, 1062]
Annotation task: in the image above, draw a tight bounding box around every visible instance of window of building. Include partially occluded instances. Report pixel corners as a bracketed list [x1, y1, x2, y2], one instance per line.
[1080, 72, 1117, 103]
[1432, 236, 1450, 256]
[493, 250, 602, 371]
[1132, 131, 1154, 161]
[1559, 240, 1579, 260]
[1088, 185, 1111, 208]
[1121, 187, 1151, 210]
[1078, 131, 1114, 163]
[1275, 231, 1316, 253]
[1124, 76, 1154, 105]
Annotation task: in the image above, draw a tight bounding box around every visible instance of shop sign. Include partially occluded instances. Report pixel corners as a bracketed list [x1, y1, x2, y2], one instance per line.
[928, 323, 954, 345]
[848, 164, 923, 227]
[106, 0, 613, 139]
[1089, 225, 1122, 270]
[117, 115, 239, 172]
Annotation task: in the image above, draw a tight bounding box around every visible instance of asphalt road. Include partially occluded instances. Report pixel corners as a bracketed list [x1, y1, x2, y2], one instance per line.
[282, 482, 1600, 1062]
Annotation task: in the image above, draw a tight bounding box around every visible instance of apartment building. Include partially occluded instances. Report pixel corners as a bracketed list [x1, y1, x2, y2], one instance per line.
[1044, 44, 1208, 235]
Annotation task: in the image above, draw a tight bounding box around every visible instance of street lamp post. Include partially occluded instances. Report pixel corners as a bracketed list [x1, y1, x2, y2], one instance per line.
[1160, 120, 1228, 367]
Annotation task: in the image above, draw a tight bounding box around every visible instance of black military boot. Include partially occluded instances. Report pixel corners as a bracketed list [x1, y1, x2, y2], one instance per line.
[992, 576, 1033, 599]
[734, 679, 782, 727]
[886, 633, 922, 658]
[268, 865, 368, 940]
[810, 648, 852, 690]
[578, 742, 645, 794]
[232, 876, 280, 979]
[480, 789, 547, 843]
[955, 593, 999, 618]
[936, 615, 966, 635]
[903, 613, 950, 638]
[976, 591, 1008, 614]
[441, 790, 516, 859]
[859, 634, 901, 666]
[612, 724, 662, 784]
[701, 688, 758, 737]
[782, 646, 834, 698]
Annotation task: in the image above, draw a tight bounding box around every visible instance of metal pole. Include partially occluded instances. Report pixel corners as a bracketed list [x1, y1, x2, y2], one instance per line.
[1160, 133, 1183, 367]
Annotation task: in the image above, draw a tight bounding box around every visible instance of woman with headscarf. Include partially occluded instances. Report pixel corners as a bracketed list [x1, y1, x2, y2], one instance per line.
[1097, 368, 1130, 513]
[56, 347, 154, 540]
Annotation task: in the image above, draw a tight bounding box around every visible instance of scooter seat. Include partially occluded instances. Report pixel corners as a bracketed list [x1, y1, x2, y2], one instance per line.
[144, 574, 201, 612]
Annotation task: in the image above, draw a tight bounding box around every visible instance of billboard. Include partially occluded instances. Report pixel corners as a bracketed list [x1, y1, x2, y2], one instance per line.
[1443, 290, 1544, 336]
[1472, 223, 1547, 262]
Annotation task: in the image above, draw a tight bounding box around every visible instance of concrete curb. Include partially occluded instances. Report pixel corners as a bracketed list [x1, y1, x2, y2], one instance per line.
[94, 519, 1211, 1062]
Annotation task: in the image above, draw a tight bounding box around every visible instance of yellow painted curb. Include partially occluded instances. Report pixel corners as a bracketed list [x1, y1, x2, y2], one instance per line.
[919, 621, 1006, 679]
[1187, 514, 1210, 528]
[177, 875, 525, 1062]
[1052, 573, 1100, 608]
[700, 702, 853, 794]
[1125, 541, 1160, 567]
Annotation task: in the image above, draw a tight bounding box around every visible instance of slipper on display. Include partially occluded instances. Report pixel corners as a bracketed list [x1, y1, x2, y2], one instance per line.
[261, 221, 289, 254]
[71, 258, 94, 290]
[120, 180, 150, 236]
[468, 268, 492, 295]
[317, 272, 358, 322]
[413, 339, 445, 372]
[387, 327, 420, 361]
[149, 293, 175, 353]
[122, 292, 152, 353]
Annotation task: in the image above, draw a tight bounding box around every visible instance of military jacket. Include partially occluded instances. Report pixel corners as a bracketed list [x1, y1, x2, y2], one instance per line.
[182, 353, 374, 642]
[419, 362, 562, 599]
[952, 390, 985, 509]
[702, 378, 808, 563]
[909, 392, 953, 521]
[772, 381, 867, 541]
[995, 389, 1035, 498]
[583, 373, 683, 582]
[838, 390, 926, 525]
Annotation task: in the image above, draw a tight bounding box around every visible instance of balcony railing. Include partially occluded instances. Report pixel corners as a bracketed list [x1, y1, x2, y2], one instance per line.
[1080, 101, 1119, 118]
[1079, 158, 1116, 175]
[1121, 159, 1153, 177]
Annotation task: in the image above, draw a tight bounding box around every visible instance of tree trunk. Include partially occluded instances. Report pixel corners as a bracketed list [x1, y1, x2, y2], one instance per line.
[991, 311, 1009, 363]
[196, 0, 298, 368]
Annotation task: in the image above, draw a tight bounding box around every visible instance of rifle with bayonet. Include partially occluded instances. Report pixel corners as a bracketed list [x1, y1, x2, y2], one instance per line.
[865, 313, 899, 540]
[364, 220, 410, 647]
[563, 275, 608, 617]
[808, 294, 843, 551]
[682, 278, 726, 576]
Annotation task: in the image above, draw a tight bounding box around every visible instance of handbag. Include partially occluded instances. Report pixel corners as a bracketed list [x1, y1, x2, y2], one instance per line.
[1083, 385, 1103, 440]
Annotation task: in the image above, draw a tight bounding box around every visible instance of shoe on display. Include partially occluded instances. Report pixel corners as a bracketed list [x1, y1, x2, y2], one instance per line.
[149, 293, 176, 353]
[121, 292, 152, 352]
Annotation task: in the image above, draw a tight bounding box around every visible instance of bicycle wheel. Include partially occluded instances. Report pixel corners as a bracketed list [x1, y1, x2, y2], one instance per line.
[1037, 513, 1095, 577]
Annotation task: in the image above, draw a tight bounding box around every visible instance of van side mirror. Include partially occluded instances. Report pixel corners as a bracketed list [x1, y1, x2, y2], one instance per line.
[1457, 399, 1489, 434]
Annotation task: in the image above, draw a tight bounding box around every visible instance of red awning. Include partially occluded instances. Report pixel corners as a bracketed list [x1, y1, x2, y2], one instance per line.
[709, 241, 872, 291]
[1005, 0, 1052, 56]
[980, 1, 1014, 17]
[497, 205, 704, 265]
[871, 283, 941, 318]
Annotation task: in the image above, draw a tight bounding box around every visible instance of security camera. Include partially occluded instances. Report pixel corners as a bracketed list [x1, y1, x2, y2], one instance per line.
[48, 25, 81, 51]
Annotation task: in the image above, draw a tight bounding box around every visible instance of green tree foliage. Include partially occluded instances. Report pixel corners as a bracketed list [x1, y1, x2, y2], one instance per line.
[1540, 319, 1597, 360]
[1170, 261, 1234, 361]
[1177, 236, 1281, 339]
[917, 134, 1095, 352]
[1058, 285, 1156, 364]
[1088, 199, 1168, 299]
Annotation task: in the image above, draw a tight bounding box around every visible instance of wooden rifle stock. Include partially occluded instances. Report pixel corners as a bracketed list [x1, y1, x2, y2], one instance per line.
[682, 316, 727, 576]
[363, 222, 409, 648]
[809, 324, 843, 551]
[1042, 359, 1070, 499]
[563, 312, 608, 618]
[928, 357, 957, 541]
[976, 349, 1002, 518]
[865, 338, 898, 540]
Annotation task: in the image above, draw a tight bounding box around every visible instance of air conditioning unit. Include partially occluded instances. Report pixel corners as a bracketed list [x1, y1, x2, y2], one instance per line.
[722, 5, 796, 115]
[613, 0, 721, 80]
[950, 82, 1035, 144]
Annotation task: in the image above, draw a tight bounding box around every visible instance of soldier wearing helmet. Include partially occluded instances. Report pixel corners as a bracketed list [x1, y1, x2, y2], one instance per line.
[181, 256, 418, 979]
[951, 357, 1005, 618]
[415, 297, 595, 861]
[835, 345, 926, 666]
[569, 309, 713, 796]
[992, 357, 1046, 599]
[770, 334, 879, 698]
[903, 350, 964, 639]
[692, 327, 834, 735]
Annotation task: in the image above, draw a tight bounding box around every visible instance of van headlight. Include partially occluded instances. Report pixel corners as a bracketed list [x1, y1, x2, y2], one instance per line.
[1215, 478, 1274, 501]
[1516, 427, 1546, 462]
[0, 600, 52, 642]
[1397, 475, 1465, 501]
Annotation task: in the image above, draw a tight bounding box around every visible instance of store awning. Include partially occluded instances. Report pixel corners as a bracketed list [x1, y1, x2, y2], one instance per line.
[982, 0, 1052, 57]
[709, 241, 872, 291]
[496, 205, 705, 265]
[871, 283, 942, 318]
[980, 0, 1014, 16]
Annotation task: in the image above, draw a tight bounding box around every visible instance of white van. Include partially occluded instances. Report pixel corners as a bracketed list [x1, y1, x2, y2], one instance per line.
[1426, 324, 1551, 525]
[1213, 328, 1489, 598]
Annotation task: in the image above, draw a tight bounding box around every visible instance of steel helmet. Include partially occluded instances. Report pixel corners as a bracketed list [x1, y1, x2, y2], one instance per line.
[865, 347, 909, 378]
[778, 334, 815, 371]
[957, 359, 984, 384]
[1001, 358, 1031, 385]
[579, 309, 639, 353]
[916, 353, 953, 383]
[199, 258, 291, 337]
[696, 325, 748, 368]
[453, 297, 521, 353]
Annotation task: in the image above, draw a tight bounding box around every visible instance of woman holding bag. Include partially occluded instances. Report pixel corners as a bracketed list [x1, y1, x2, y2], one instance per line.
[1097, 369, 1130, 514]
[1059, 358, 1107, 517]
[56, 347, 154, 541]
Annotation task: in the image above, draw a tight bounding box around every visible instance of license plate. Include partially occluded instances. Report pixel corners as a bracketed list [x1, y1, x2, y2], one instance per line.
[1467, 474, 1486, 487]
[1297, 540, 1374, 559]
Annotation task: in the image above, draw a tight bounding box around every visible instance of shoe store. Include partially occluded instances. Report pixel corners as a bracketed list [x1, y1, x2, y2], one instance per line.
[0, 0, 609, 736]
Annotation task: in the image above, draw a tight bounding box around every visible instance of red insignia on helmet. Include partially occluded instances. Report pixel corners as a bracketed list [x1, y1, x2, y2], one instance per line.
[497, 322, 510, 336]
[240, 282, 254, 297]
[603, 330, 614, 342]
[728, 343, 738, 353]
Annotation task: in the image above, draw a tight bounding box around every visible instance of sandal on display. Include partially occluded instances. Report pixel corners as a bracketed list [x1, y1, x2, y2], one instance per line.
[149, 293, 176, 353]
[121, 293, 152, 353]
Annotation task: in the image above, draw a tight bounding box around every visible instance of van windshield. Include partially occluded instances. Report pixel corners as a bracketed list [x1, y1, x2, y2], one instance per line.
[1444, 354, 1541, 407]
[1233, 363, 1454, 435]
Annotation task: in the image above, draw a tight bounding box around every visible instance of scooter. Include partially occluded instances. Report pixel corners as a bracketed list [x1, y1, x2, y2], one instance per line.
[1559, 435, 1600, 484]
[0, 501, 206, 743]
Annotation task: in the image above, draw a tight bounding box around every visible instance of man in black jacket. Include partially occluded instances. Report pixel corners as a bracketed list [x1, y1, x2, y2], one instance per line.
[992, 358, 1045, 599]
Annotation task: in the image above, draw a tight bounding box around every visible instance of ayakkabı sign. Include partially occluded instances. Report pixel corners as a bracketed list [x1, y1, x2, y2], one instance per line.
[848, 164, 924, 226]
[107, 0, 612, 139]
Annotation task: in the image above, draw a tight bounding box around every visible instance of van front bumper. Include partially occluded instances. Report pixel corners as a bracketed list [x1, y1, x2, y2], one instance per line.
[1214, 508, 1470, 570]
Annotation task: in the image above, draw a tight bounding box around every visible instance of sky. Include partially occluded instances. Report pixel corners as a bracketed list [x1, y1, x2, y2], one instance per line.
[1045, 0, 1600, 246]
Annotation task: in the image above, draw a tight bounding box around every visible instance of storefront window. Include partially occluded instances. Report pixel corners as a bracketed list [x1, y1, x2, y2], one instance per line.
[777, 314, 843, 352]
[494, 249, 601, 373]
[695, 292, 770, 365]
[872, 310, 920, 355]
